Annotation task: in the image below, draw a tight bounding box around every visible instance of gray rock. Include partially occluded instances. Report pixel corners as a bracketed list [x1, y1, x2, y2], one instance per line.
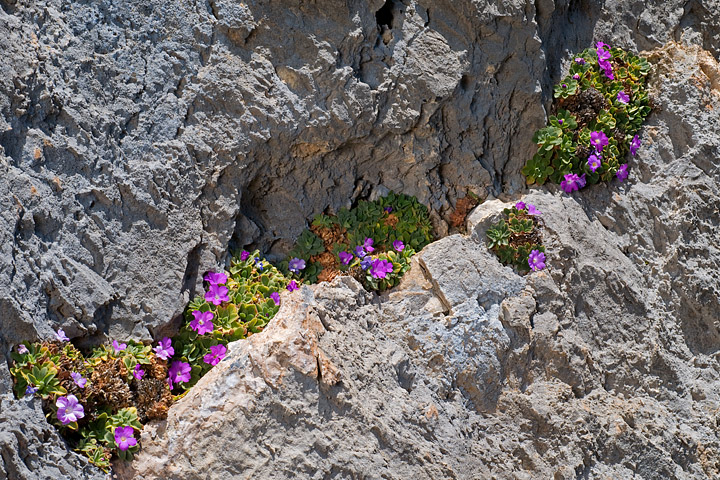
[0, 0, 719, 477]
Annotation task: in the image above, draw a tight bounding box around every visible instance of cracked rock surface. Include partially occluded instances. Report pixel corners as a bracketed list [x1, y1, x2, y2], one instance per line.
[0, 0, 719, 478]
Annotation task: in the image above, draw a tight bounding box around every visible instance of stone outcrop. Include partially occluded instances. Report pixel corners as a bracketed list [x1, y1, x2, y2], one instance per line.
[1, 0, 719, 478]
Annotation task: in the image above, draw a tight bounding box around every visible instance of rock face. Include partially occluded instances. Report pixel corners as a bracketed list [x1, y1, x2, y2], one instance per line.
[1, 0, 719, 478]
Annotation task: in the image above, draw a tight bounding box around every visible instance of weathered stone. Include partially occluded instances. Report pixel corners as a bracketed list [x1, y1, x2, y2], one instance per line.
[0, 0, 719, 477]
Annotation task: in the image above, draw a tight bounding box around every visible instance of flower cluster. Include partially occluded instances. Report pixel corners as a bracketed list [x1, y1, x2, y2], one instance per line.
[9, 337, 171, 471]
[167, 250, 291, 394]
[486, 202, 546, 273]
[283, 192, 433, 291]
[522, 42, 650, 189]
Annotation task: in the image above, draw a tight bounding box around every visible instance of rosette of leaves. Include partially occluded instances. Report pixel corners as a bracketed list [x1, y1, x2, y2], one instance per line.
[171, 250, 289, 392]
[76, 407, 143, 471]
[283, 192, 433, 287]
[486, 206, 544, 272]
[522, 45, 651, 186]
[10, 343, 68, 400]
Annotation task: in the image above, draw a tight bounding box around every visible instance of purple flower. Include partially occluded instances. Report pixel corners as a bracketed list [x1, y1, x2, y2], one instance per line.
[153, 337, 174, 360]
[133, 364, 145, 381]
[562, 83, 567, 88]
[577, 173, 587, 189]
[575, 57, 586, 65]
[360, 257, 372, 271]
[596, 46, 612, 63]
[203, 344, 227, 366]
[25, 385, 38, 397]
[599, 59, 614, 80]
[369, 259, 394, 279]
[596, 41, 610, 51]
[112, 340, 127, 353]
[354, 245, 366, 258]
[204, 271, 227, 285]
[587, 154, 602, 172]
[363, 237, 375, 253]
[114, 426, 137, 451]
[572, 73, 580, 80]
[528, 250, 546, 272]
[288, 257, 306, 274]
[205, 284, 230, 306]
[56, 329, 69, 342]
[630, 134, 641, 156]
[560, 174, 582, 194]
[339, 251, 353, 265]
[190, 310, 215, 335]
[527, 204, 542, 216]
[616, 91, 629, 104]
[384, 206, 393, 213]
[254, 257, 264, 271]
[515, 201, 526, 211]
[168, 361, 191, 386]
[240, 250, 250, 261]
[270, 292, 280, 305]
[71, 372, 87, 389]
[17, 344, 28, 354]
[590, 131, 609, 152]
[616, 164, 629, 182]
[287, 280, 299, 292]
[393, 240, 405, 252]
[56, 395, 84, 425]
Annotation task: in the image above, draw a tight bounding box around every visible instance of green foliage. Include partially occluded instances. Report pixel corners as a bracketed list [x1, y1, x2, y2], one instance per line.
[360, 247, 415, 292]
[285, 192, 433, 290]
[9, 340, 170, 472]
[522, 45, 651, 186]
[486, 206, 545, 272]
[171, 250, 289, 393]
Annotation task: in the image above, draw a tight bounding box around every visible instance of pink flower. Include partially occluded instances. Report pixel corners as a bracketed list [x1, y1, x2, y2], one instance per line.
[587, 154, 602, 172]
[240, 250, 250, 261]
[203, 344, 227, 366]
[369, 259, 394, 279]
[17, 344, 29, 354]
[71, 372, 87, 389]
[133, 364, 145, 380]
[270, 292, 280, 305]
[153, 337, 174, 360]
[287, 280, 299, 292]
[114, 426, 137, 451]
[527, 204, 542, 216]
[590, 131, 609, 151]
[528, 250, 546, 271]
[338, 251, 353, 265]
[55, 329, 69, 342]
[616, 91, 629, 103]
[515, 201, 526, 211]
[205, 284, 230, 306]
[630, 135, 641, 156]
[112, 340, 127, 352]
[190, 310, 215, 335]
[168, 361, 191, 386]
[616, 164, 629, 182]
[392, 240, 405, 252]
[204, 271, 227, 285]
[363, 237, 375, 253]
[56, 395, 84, 425]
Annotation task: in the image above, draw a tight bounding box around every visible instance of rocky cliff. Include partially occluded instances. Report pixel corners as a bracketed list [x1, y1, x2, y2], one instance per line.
[1, 0, 719, 479]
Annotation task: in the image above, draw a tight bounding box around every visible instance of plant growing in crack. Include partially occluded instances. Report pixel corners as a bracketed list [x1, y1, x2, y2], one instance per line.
[522, 42, 651, 189]
[486, 202, 546, 273]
